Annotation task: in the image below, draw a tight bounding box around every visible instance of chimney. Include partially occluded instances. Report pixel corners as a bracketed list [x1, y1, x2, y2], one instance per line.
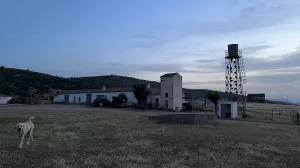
[102, 86, 106, 92]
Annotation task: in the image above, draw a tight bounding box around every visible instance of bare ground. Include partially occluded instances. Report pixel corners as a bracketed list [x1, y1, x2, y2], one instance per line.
[1, 104, 300, 168]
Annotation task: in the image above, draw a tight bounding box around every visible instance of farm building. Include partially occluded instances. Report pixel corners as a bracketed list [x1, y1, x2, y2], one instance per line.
[53, 73, 184, 111]
[247, 93, 265, 103]
[0, 94, 12, 104]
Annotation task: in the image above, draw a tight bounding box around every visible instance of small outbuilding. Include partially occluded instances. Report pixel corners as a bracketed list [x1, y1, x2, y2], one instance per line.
[0, 94, 12, 105]
[217, 101, 238, 119]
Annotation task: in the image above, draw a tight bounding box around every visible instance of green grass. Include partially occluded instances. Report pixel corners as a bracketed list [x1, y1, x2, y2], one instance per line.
[1, 105, 300, 168]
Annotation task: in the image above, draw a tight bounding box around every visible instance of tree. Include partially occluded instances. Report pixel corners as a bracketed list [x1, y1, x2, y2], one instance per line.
[132, 84, 151, 103]
[0, 74, 4, 86]
[112, 93, 128, 107]
[206, 91, 220, 115]
[118, 93, 128, 103]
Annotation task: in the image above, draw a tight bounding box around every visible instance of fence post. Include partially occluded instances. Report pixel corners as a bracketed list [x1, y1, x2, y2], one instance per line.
[292, 111, 295, 124]
[271, 109, 273, 120]
[293, 111, 296, 124]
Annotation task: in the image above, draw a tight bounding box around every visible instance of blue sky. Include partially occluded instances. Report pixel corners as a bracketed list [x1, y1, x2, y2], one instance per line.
[1, 0, 300, 101]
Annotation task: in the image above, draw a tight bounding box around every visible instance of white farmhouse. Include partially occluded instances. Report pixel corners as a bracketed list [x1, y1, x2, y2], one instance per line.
[160, 73, 183, 111]
[52, 73, 183, 111]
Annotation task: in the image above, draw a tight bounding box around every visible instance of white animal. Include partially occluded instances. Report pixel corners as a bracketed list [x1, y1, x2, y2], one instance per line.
[14, 117, 35, 148]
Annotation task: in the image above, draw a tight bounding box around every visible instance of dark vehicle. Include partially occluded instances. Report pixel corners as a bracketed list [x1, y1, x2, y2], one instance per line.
[93, 95, 111, 107]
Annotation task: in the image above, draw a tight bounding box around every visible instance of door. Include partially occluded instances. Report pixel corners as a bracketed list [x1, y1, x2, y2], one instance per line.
[86, 94, 92, 104]
[165, 100, 168, 109]
[221, 104, 231, 117]
[155, 99, 159, 109]
[64, 95, 69, 104]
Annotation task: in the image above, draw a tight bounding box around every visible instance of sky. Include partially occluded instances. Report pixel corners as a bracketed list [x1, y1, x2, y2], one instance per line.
[1, 0, 300, 101]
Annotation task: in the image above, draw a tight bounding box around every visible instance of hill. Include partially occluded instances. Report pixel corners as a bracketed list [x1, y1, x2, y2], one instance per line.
[0, 66, 220, 98]
[266, 99, 299, 105]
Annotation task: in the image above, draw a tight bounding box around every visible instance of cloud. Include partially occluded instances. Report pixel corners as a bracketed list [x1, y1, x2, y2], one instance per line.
[194, 45, 300, 72]
[133, 38, 179, 48]
[133, 1, 300, 48]
[245, 49, 300, 71]
[248, 73, 300, 84]
[242, 45, 273, 54]
[97, 44, 300, 84]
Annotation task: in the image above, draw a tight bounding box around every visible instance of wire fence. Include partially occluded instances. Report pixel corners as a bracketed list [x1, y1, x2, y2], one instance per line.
[191, 103, 214, 112]
[246, 107, 300, 125]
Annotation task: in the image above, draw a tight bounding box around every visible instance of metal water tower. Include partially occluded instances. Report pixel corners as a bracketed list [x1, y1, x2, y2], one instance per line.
[225, 44, 247, 114]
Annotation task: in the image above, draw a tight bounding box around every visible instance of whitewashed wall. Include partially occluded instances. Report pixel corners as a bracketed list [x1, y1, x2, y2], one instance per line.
[53, 95, 65, 103]
[69, 93, 87, 103]
[172, 74, 183, 111]
[149, 95, 160, 108]
[53, 92, 138, 104]
[0, 97, 12, 104]
[160, 77, 174, 109]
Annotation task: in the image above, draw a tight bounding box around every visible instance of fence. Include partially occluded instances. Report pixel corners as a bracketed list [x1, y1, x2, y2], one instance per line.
[246, 107, 300, 125]
[191, 103, 214, 112]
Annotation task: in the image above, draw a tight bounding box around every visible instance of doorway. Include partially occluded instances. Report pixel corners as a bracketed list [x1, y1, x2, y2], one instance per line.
[155, 98, 159, 109]
[86, 94, 92, 104]
[165, 100, 168, 109]
[64, 95, 69, 104]
[221, 104, 231, 118]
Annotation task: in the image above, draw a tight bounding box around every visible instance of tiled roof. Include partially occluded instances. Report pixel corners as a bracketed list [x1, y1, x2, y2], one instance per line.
[57, 87, 161, 95]
[160, 73, 180, 78]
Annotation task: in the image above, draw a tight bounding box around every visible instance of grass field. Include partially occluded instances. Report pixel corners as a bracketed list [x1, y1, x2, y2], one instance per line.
[1, 104, 300, 168]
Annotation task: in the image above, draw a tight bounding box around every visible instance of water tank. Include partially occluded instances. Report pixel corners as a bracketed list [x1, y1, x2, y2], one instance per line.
[227, 44, 239, 58]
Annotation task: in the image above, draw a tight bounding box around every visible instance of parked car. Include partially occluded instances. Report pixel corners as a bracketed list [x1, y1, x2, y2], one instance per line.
[93, 95, 111, 107]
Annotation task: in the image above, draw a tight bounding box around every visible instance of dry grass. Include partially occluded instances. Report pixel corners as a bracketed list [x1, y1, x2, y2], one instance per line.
[1, 105, 300, 168]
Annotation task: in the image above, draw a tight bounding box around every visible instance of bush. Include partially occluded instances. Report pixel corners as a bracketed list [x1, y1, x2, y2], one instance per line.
[8, 97, 25, 104]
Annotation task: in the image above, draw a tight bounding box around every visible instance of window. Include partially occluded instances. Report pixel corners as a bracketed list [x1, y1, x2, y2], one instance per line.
[165, 93, 168, 97]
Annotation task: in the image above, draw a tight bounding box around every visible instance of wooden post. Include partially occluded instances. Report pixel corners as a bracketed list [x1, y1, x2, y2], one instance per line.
[271, 109, 273, 120]
[293, 111, 296, 124]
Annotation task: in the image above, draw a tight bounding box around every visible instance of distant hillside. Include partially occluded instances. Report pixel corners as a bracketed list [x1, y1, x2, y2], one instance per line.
[0, 66, 220, 98]
[266, 99, 300, 105]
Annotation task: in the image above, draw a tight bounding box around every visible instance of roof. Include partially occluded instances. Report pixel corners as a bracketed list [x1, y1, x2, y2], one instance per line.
[56, 87, 161, 96]
[247, 93, 265, 97]
[0, 93, 9, 97]
[160, 73, 181, 78]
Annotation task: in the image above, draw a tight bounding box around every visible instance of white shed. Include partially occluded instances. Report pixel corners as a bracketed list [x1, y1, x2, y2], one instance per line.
[0, 95, 12, 104]
[217, 101, 238, 119]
